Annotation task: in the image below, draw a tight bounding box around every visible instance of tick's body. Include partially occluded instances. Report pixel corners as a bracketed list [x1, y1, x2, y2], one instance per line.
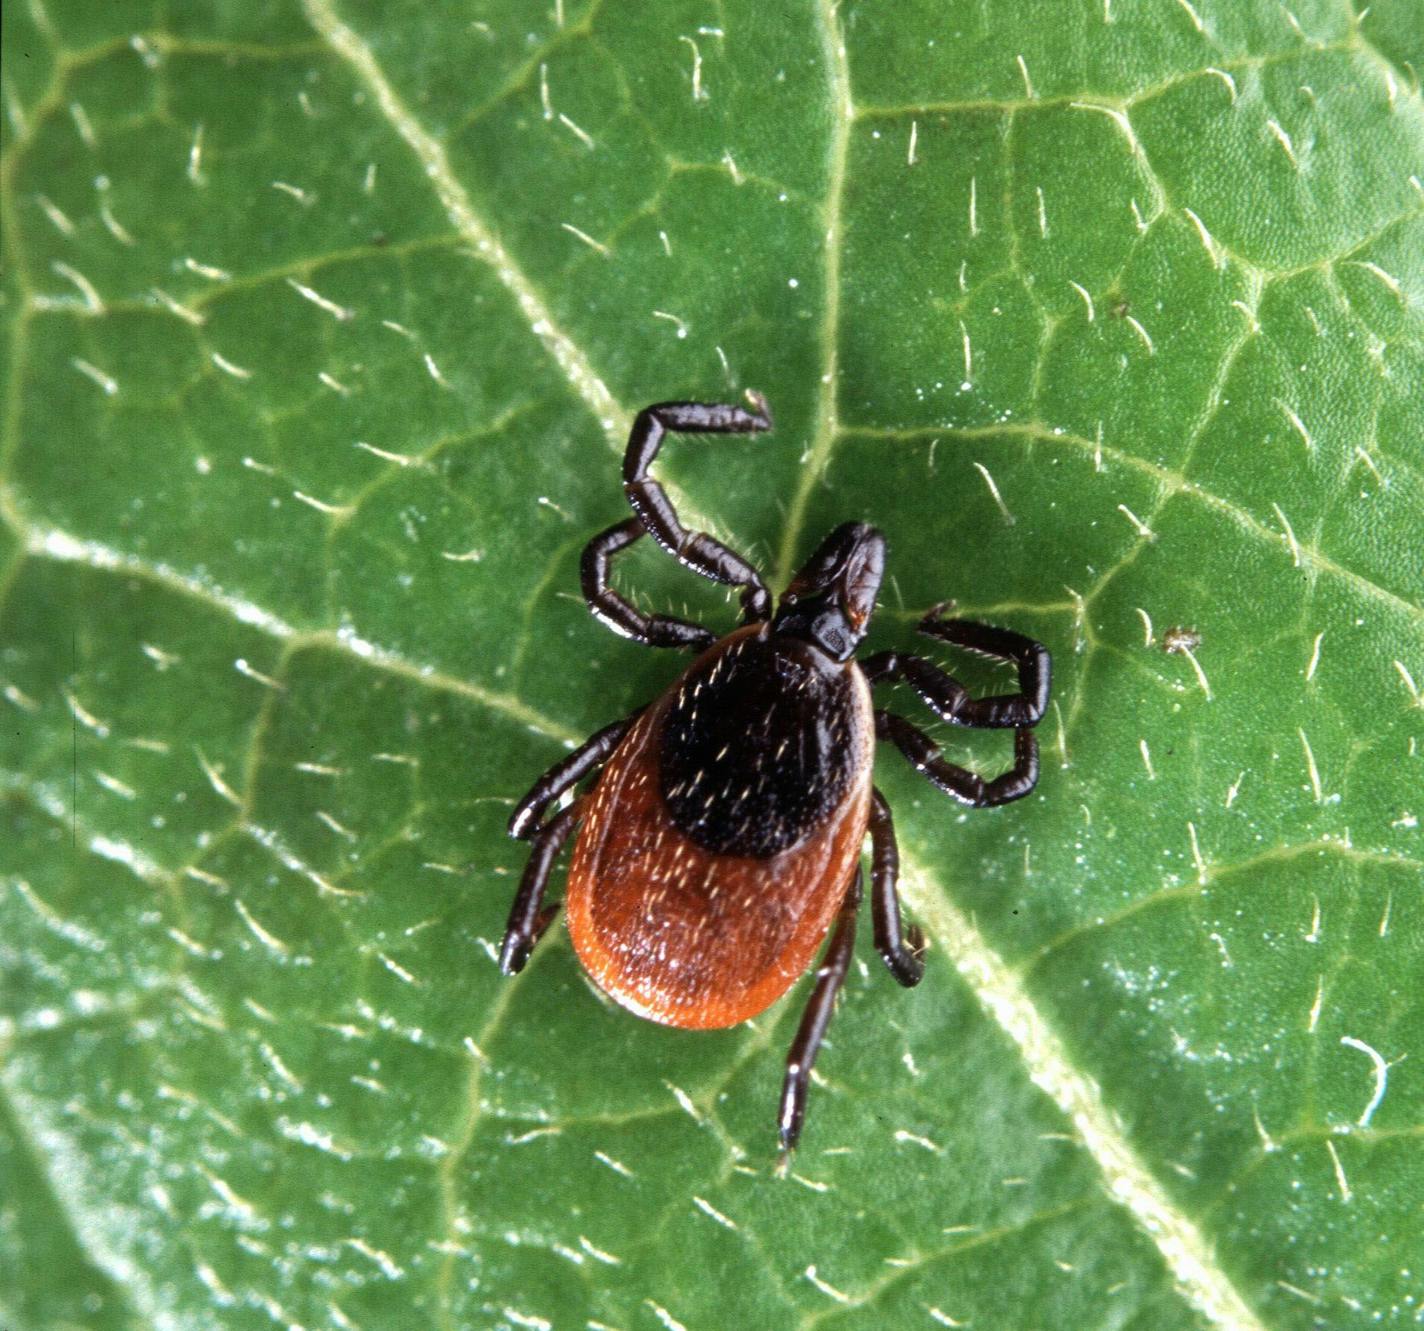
[500, 396, 1050, 1152]
[568, 625, 874, 1029]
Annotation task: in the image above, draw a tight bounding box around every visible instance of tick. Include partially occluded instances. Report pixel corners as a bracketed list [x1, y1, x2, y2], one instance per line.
[499, 395, 1050, 1153]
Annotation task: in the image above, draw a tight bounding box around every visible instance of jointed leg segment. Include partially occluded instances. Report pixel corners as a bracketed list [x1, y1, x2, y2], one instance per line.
[867, 606, 1047, 806]
[869, 789, 925, 987]
[862, 608, 1049, 728]
[499, 800, 581, 975]
[581, 520, 718, 651]
[507, 712, 638, 840]
[877, 711, 1040, 806]
[501, 711, 642, 974]
[580, 397, 774, 642]
[779, 868, 861, 1153]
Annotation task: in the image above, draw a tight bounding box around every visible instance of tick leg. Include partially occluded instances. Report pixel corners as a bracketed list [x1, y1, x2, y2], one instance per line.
[622, 396, 774, 623]
[508, 713, 639, 841]
[778, 869, 862, 1155]
[499, 801, 580, 975]
[862, 609, 1049, 729]
[580, 519, 718, 650]
[877, 710, 1040, 807]
[869, 789, 925, 987]
[503, 716, 637, 968]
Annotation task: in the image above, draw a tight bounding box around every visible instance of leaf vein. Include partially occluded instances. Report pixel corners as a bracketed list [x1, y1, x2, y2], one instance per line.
[300, 0, 630, 447]
[901, 849, 1268, 1331]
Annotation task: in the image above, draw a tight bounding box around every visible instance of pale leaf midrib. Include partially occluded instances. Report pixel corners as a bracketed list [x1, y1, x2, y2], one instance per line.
[900, 849, 1267, 1331]
[773, 0, 852, 589]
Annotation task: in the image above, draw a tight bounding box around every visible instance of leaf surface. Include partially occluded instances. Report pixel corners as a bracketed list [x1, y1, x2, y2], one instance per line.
[2, 2, 1421, 1329]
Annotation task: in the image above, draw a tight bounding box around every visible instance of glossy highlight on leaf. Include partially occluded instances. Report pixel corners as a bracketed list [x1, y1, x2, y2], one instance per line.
[2, 2, 1421, 1330]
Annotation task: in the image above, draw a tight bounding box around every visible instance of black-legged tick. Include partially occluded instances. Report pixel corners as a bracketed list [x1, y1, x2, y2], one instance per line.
[500, 396, 1050, 1152]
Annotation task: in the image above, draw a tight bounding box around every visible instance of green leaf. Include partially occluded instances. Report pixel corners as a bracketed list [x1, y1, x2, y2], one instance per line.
[3, 2, 1421, 1328]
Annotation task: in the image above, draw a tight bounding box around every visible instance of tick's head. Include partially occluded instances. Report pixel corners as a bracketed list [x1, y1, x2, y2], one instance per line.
[772, 522, 885, 662]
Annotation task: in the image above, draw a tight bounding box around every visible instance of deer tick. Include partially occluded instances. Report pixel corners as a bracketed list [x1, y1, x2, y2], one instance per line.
[499, 395, 1050, 1152]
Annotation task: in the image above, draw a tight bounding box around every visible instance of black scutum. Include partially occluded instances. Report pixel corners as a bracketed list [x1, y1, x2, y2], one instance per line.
[658, 633, 857, 858]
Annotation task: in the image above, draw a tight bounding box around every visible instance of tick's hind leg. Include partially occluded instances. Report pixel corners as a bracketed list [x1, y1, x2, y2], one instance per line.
[877, 710, 1040, 807]
[778, 869, 862, 1156]
[499, 801, 580, 975]
[622, 396, 774, 623]
[501, 713, 637, 974]
[862, 609, 1050, 729]
[869, 789, 925, 987]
